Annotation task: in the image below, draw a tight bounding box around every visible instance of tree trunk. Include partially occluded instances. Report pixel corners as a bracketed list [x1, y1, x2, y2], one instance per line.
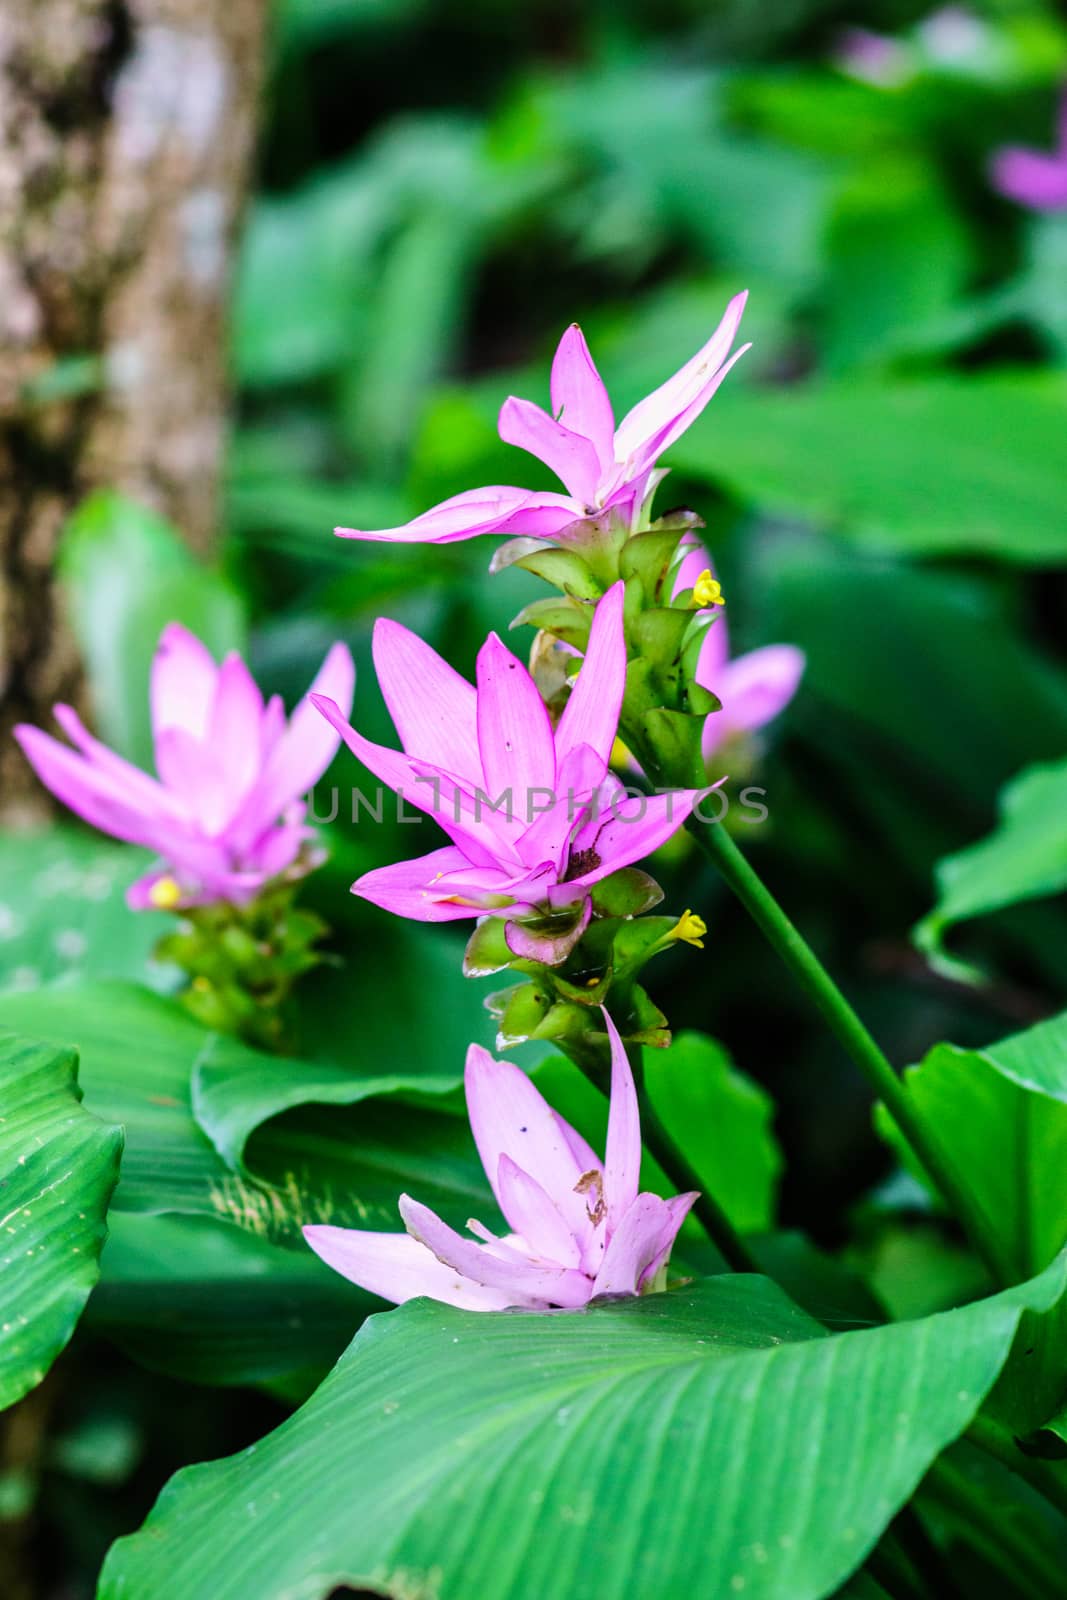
[0, 0, 269, 821]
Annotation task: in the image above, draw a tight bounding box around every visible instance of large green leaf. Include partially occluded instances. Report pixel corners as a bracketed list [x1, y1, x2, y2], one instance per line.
[915, 759, 1067, 981]
[99, 1261, 1067, 1600]
[0, 828, 167, 996]
[0, 1036, 122, 1410]
[672, 375, 1067, 562]
[58, 491, 245, 769]
[644, 1030, 782, 1233]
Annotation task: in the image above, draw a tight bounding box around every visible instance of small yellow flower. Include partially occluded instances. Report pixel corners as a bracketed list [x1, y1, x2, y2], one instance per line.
[693, 569, 724, 608]
[670, 909, 707, 949]
[148, 875, 183, 911]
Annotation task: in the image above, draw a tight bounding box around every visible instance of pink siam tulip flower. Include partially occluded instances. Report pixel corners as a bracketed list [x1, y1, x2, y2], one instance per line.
[15, 625, 355, 910]
[335, 293, 750, 547]
[304, 1009, 698, 1310]
[312, 583, 712, 960]
[990, 92, 1067, 212]
[673, 539, 804, 767]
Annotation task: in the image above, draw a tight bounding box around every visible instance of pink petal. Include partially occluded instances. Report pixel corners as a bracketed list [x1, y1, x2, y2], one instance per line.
[399, 1196, 592, 1308]
[593, 1192, 675, 1297]
[248, 642, 355, 832]
[351, 847, 494, 922]
[513, 742, 604, 873]
[601, 1009, 641, 1229]
[51, 704, 185, 821]
[612, 291, 750, 473]
[303, 1224, 515, 1311]
[15, 725, 174, 853]
[150, 622, 219, 742]
[208, 653, 265, 806]
[713, 645, 805, 740]
[373, 619, 480, 787]
[154, 727, 236, 836]
[554, 582, 627, 770]
[990, 147, 1067, 211]
[496, 1154, 581, 1268]
[476, 632, 557, 803]
[550, 324, 616, 472]
[464, 1043, 595, 1246]
[568, 787, 704, 885]
[335, 485, 582, 544]
[639, 1191, 699, 1289]
[498, 397, 603, 506]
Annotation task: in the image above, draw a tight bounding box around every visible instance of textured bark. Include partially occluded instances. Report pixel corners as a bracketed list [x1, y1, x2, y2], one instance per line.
[0, 0, 268, 821]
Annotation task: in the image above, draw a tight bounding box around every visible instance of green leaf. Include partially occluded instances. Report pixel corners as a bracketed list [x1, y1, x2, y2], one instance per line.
[0, 828, 167, 995]
[915, 759, 1067, 981]
[672, 375, 1067, 562]
[645, 1030, 782, 1233]
[0, 1035, 122, 1410]
[58, 491, 245, 767]
[98, 1261, 1067, 1600]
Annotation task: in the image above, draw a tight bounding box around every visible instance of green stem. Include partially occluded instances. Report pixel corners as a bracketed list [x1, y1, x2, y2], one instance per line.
[687, 819, 1006, 1286]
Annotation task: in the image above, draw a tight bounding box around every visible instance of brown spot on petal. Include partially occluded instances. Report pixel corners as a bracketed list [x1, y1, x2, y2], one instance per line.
[574, 1168, 606, 1226]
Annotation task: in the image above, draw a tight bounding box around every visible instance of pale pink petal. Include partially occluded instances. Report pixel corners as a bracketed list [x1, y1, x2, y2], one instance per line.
[715, 645, 805, 737]
[373, 620, 480, 786]
[303, 1224, 515, 1311]
[568, 787, 705, 885]
[247, 642, 355, 833]
[592, 1193, 675, 1297]
[352, 847, 495, 922]
[496, 1154, 581, 1268]
[695, 612, 731, 693]
[15, 725, 174, 853]
[399, 1196, 592, 1308]
[498, 397, 603, 506]
[990, 147, 1067, 211]
[550, 324, 615, 472]
[335, 485, 582, 544]
[465, 1043, 593, 1245]
[639, 1191, 699, 1289]
[150, 622, 219, 742]
[553, 1112, 602, 1178]
[51, 705, 185, 821]
[612, 291, 750, 471]
[476, 632, 557, 802]
[514, 743, 604, 873]
[601, 1009, 641, 1229]
[154, 727, 236, 836]
[554, 582, 626, 770]
[209, 653, 265, 805]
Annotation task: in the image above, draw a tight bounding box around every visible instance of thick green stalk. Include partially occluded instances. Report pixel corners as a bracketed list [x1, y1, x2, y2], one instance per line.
[687, 819, 1007, 1285]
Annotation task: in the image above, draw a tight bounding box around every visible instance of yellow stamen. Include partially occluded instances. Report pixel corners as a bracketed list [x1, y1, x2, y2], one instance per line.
[670, 908, 707, 949]
[148, 875, 183, 911]
[693, 569, 724, 608]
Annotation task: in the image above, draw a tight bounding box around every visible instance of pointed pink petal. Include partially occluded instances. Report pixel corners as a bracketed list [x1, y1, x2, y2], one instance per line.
[476, 632, 557, 802]
[150, 622, 219, 742]
[154, 728, 237, 836]
[592, 1193, 674, 1297]
[554, 581, 626, 770]
[568, 788, 704, 885]
[514, 742, 604, 873]
[51, 704, 184, 820]
[550, 324, 615, 471]
[209, 653, 264, 805]
[351, 847, 492, 922]
[695, 613, 731, 694]
[399, 1196, 592, 1308]
[15, 725, 174, 852]
[498, 397, 603, 505]
[303, 1224, 515, 1310]
[601, 1009, 641, 1229]
[465, 1043, 594, 1245]
[496, 1154, 581, 1267]
[639, 1191, 699, 1289]
[613, 291, 750, 471]
[373, 619, 480, 786]
[336, 486, 582, 544]
[990, 147, 1067, 211]
[553, 1111, 601, 1178]
[251, 642, 355, 827]
[715, 645, 805, 738]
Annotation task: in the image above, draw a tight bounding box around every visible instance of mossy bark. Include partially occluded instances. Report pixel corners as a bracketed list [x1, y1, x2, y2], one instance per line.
[0, 0, 268, 820]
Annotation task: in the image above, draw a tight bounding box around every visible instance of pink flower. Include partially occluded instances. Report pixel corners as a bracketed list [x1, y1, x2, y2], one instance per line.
[15, 625, 355, 910]
[312, 583, 710, 958]
[990, 92, 1067, 213]
[335, 293, 750, 547]
[673, 540, 804, 766]
[304, 1009, 697, 1310]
